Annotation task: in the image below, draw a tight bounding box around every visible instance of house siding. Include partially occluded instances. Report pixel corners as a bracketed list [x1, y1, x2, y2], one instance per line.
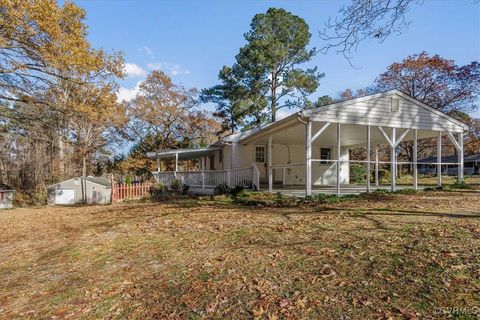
[236, 143, 350, 186]
[309, 96, 464, 133]
[231, 142, 253, 169]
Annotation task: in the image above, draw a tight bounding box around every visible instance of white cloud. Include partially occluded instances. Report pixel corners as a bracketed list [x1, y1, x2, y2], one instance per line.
[147, 61, 190, 76]
[124, 63, 146, 78]
[276, 109, 295, 120]
[117, 81, 142, 102]
[138, 46, 155, 58]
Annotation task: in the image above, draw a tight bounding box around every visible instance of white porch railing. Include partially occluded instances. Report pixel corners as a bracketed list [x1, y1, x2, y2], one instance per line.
[152, 164, 258, 189]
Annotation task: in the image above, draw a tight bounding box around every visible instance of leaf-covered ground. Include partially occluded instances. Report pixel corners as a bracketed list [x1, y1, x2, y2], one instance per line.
[0, 190, 479, 319]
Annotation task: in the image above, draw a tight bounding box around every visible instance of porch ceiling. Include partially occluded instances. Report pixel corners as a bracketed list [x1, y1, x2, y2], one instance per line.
[248, 121, 448, 147]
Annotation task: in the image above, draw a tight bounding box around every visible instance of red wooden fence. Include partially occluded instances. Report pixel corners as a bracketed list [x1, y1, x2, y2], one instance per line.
[112, 182, 152, 202]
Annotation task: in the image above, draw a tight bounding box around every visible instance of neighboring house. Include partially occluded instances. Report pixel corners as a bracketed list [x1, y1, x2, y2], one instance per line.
[47, 176, 112, 205]
[0, 183, 14, 209]
[148, 90, 469, 196]
[418, 154, 480, 176]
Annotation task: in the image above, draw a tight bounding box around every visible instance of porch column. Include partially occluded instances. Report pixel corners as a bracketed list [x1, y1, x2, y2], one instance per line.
[458, 132, 464, 182]
[201, 157, 205, 189]
[305, 120, 312, 196]
[391, 128, 396, 192]
[268, 134, 273, 192]
[366, 125, 371, 192]
[336, 123, 341, 197]
[437, 131, 442, 187]
[413, 129, 418, 190]
[375, 147, 379, 187]
[174, 152, 178, 178]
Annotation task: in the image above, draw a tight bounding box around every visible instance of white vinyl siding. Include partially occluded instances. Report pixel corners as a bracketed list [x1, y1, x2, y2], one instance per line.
[308, 95, 464, 133]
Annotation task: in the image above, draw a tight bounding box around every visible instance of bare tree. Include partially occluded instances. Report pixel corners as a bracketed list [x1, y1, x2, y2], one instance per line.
[320, 0, 419, 61]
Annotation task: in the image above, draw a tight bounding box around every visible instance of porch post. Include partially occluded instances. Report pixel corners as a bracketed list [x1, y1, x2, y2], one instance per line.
[174, 152, 178, 178]
[366, 125, 371, 192]
[458, 132, 464, 182]
[437, 131, 442, 187]
[268, 134, 273, 192]
[375, 147, 379, 187]
[305, 120, 312, 196]
[413, 129, 418, 190]
[391, 128, 396, 192]
[336, 122, 341, 197]
[156, 152, 161, 172]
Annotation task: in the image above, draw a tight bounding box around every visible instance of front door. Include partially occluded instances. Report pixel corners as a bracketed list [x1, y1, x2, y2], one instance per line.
[254, 145, 267, 178]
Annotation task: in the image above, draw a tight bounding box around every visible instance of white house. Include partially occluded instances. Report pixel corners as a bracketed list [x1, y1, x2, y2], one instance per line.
[148, 90, 469, 196]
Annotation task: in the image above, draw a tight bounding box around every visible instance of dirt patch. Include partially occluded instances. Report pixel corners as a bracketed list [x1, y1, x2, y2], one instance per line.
[0, 191, 479, 319]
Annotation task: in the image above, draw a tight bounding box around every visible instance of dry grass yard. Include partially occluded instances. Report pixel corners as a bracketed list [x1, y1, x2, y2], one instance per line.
[1, 189, 479, 319]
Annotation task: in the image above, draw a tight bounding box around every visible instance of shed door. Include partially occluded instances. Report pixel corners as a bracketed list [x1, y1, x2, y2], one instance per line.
[55, 189, 75, 205]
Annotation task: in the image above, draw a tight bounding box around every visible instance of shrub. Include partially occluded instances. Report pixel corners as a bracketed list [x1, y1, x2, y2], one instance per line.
[395, 188, 417, 195]
[170, 179, 189, 195]
[378, 169, 391, 184]
[372, 188, 390, 194]
[181, 183, 190, 195]
[350, 163, 367, 184]
[214, 183, 230, 195]
[303, 193, 359, 204]
[233, 191, 299, 207]
[149, 183, 167, 201]
[450, 180, 472, 189]
[230, 185, 244, 196]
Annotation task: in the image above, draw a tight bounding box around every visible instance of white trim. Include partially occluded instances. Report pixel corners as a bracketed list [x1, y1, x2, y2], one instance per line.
[378, 127, 394, 147]
[395, 129, 410, 147]
[311, 122, 331, 142]
[268, 135, 273, 192]
[447, 132, 461, 151]
[391, 127, 397, 192]
[336, 123, 341, 196]
[413, 129, 418, 190]
[437, 131, 442, 187]
[306, 121, 312, 196]
[366, 125, 371, 193]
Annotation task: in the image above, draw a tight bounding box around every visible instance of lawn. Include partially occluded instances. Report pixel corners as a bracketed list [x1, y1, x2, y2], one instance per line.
[0, 190, 479, 319]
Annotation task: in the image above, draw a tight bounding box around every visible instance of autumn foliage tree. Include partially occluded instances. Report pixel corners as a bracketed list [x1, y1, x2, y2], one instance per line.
[374, 52, 480, 114]
[122, 70, 221, 174]
[0, 0, 126, 203]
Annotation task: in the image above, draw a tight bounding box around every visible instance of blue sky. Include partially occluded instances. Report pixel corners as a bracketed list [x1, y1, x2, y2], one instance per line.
[76, 0, 480, 117]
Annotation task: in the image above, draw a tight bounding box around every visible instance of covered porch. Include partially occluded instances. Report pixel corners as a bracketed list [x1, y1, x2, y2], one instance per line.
[148, 91, 468, 197]
[147, 147, 261, 191]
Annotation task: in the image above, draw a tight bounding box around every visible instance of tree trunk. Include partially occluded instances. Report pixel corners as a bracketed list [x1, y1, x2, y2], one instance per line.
[271, 70, 276, 123]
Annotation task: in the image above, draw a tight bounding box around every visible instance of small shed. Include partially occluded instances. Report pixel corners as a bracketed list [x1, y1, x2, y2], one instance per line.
[47, 176, 112, 205]
[0, 183, 14, 209]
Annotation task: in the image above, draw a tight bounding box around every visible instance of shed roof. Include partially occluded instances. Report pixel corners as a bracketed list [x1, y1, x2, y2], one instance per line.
[48, 176, 112, 188]
[84, 176, 112, 187]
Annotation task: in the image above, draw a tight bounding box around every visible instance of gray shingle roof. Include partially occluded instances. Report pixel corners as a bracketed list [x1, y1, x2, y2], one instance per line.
[85, 176, 112, 187]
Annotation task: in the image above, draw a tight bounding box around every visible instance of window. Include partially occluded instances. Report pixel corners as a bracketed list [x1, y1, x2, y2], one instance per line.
[320, 148, 331, 164]
[255, 146, 265, 162]
[219, 150, 223, 163]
